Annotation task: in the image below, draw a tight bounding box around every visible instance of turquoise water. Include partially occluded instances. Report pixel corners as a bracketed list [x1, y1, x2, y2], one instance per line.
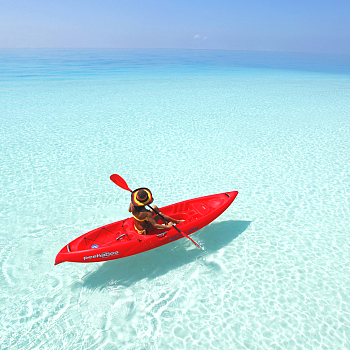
[1, 49, 350, 349]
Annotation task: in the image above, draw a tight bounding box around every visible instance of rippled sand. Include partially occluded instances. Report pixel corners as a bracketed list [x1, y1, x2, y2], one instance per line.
[1, 50, 349, 349]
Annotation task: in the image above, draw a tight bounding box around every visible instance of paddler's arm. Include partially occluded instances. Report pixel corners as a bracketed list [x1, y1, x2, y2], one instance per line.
[150, 205, 183, 224]
[146, 214, 174, 229]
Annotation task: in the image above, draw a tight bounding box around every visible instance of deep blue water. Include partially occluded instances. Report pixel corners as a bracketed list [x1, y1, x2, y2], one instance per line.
[1, 49, 350, 81]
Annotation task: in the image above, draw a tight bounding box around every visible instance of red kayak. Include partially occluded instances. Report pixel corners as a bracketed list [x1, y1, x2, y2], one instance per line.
[54, 191, 238, 265]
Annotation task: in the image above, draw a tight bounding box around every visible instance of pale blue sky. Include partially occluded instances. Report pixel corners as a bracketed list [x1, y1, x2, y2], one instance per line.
[1, 0, 349, 53]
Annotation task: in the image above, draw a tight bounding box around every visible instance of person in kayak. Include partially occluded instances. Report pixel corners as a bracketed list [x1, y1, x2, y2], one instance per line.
[129, 188, 181, 235]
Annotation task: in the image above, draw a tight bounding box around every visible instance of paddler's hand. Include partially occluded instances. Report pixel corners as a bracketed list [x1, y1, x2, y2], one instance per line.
[165, 222, 174, 229]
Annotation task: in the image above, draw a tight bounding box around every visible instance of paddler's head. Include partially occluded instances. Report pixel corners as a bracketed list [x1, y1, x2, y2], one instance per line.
[131, 188, 153, 207]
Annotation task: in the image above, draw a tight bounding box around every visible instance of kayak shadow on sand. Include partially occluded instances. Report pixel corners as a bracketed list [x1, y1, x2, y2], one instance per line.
[79, 220, 251, 291]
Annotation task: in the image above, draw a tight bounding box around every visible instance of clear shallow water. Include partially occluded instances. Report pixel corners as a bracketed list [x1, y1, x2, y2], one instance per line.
[1, 49, 350, 349]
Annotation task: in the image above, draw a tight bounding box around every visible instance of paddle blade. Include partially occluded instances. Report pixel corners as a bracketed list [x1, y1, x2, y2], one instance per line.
[174, 226, 203, 250]
[110, 174, 132, 192]
[184, 234, 203, 250]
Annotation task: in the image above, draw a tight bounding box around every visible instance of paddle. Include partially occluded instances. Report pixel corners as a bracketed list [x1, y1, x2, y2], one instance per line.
[110, 174, 203, 250]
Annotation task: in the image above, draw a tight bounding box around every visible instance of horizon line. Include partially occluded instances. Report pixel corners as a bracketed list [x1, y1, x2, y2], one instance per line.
[0, 47, 348, 56]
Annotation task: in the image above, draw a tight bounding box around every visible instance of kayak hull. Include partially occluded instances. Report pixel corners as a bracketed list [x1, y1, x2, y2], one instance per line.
[55, 191, 238, 265]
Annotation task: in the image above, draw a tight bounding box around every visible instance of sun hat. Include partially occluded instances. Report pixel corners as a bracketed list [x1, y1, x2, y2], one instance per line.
[131, 188, 153, 207]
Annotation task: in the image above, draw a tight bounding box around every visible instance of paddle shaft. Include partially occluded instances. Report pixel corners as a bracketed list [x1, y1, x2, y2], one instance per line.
[110, 174, 203, 250]
[146, 205, 203, 250]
